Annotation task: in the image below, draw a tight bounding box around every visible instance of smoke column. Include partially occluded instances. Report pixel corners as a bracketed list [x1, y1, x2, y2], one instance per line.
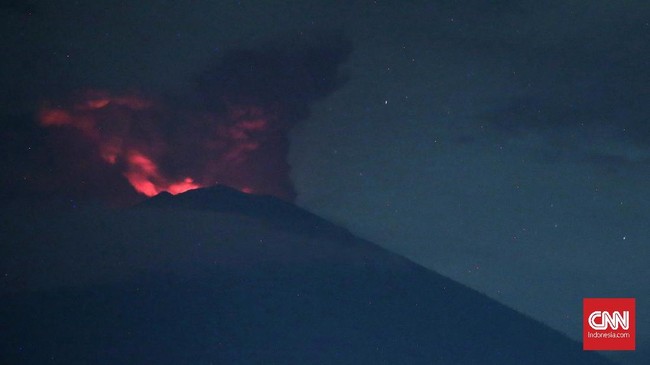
[37, 34, 351, 202]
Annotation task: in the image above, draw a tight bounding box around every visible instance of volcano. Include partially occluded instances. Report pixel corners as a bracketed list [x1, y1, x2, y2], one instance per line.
[0, 186, 612, 364]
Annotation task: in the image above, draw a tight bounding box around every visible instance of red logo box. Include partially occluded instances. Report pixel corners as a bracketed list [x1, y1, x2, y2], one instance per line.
[583, 298, 635, 351]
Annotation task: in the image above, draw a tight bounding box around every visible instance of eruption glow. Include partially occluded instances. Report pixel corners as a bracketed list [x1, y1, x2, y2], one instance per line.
[38, 91, 277, 197]
[122, 151, 199, 197]
[34, 34, 351, 202]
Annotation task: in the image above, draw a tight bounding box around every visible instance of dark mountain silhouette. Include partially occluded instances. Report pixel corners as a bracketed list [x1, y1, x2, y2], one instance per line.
[137, 185, 355, 241]
[0, 186, 613, 364]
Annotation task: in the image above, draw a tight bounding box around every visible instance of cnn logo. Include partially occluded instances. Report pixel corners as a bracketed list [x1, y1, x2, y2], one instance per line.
[583, 298, 635, 351]
[588, 310, 629, 330]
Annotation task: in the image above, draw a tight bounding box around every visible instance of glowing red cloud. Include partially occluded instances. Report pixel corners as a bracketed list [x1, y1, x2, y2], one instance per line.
[123, 151, 200, 197]
[37, 90, 278, 198]
[31, 36, 352, 202]
[38, 92, 196, 197]
[39, 108, 72, 125]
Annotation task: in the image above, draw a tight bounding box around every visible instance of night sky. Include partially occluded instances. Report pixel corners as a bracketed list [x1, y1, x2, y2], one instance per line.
[2, 1, 649, 363]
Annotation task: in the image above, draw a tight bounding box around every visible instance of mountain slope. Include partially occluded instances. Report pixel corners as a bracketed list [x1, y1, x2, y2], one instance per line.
[0, 187, 613, 364]
[137, 185, 356, 241]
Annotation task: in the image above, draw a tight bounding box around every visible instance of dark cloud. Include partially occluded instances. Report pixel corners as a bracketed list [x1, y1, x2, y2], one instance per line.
[477, 26, 649, 165]
[1, 32, 352, 204]
[196, 32, 352, 113]
[0, 112, 139, 205]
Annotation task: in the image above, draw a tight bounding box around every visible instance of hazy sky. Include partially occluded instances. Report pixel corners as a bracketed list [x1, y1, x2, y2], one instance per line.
[2, 1, 648, 363]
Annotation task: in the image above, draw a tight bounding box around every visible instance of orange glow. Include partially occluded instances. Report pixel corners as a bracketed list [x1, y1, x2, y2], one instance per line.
[86, 98, 110, 109]
[123, 151, 200, 197]
[100, 143, 121, 165]
[167, 177, 200, 195]
[38, 91, 203, 197]
[76, 90, 151, 111]
[214, 104, 275, 163]
[39, 109, 72, 126]
[37, 89, 285, 198]
[112, 96, 152, 110]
